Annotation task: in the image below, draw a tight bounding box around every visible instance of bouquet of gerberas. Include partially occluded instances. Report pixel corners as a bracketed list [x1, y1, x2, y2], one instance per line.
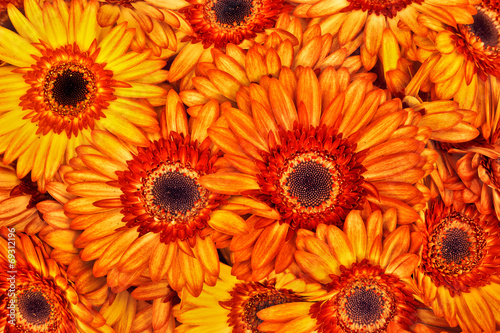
[1, 0, 500, 332]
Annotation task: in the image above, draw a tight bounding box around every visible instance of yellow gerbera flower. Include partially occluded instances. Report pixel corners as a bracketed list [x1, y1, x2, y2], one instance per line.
[0, 0, 168, 190]
[407, 0, 500, 110]
[174, 263, 324, 333]
[414, 198, 500, 332]
[64, 90, 255, 297]
[0, 228, 111, 332]
[256, 210, 450, 333]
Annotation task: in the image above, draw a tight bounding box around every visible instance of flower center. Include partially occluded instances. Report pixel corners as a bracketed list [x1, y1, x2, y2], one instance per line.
[221, 280, 303, 333]
[141, 163, 208, 222]
[311, 260, 418, 333]
[180, 0, 285, 48]
[337, 280, 395, 332]
[466, 6, 500, 47]
[18, 290, 52, 326]
[428, 213, 485, 275]
[44, 62, 95, 117]
[256, 125, 366, 232]
[21, 44, 115, 137]
[343, 0, 423, 19]
[279, 153, 340, 210]
[213, 0, 253, 25]
[118, 134, 226, 244]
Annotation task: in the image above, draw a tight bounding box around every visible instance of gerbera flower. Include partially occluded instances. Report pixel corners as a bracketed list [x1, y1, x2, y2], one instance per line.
[256, 209, 443, 333]
[414, 198, 500, 332]
[65, 90, 254, 297]
[199, 63, 482, 279]
[407, 0, 500, 109]
[0, 228, 110, 332]
[286, 0, 477, 90]
[174, 263, 324, 333]
[96, 0, 190, 57]
[159, 1, 293, 88]
[0, 0, 167, 190]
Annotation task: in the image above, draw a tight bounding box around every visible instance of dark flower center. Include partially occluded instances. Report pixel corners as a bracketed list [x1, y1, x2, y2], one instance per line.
[213, 0, 253, 26]
[44, 62, 96, 117]
[151, 171, 202, 214]
[344, 287, 384, 326]
[18, 290, 52, 326]
[440, 228, 471, 264]
[467, 8, 499, 47]
[286, 160, 334, 208]
[243, 292, 290, 331]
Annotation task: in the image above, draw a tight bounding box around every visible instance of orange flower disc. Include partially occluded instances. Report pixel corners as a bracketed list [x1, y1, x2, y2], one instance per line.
[181, 0, 287, 48]
[20, 44, 116, 138]
[252, 124, 366, 232]
[420, 199, 500, 296]
[117, 133, 227, 245]
[310, 260, 418, 333]
[220, 279, 303, 332]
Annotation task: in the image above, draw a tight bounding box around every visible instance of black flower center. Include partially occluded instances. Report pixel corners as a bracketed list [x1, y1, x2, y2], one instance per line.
[213, 0, 253, 25]
[52, 69, 89, 107]
[286, 161, 334, 208]
[18, 290, 52, 326]
[344, 287, 384, 326]
[151, 171, 202, 214]
[467, 9, 499, 47]
[441, 228, 471, 264]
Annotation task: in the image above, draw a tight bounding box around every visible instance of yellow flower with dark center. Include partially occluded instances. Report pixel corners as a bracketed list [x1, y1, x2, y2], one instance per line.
[0, 228, 111, 332]
[174, 263, 324, 333]
[408, 0, 500, 108]
[64, 90, 255, 297]
[255, 210, 451, 333]
[0, 0, 168, 191]
[415, 198, 500, 332]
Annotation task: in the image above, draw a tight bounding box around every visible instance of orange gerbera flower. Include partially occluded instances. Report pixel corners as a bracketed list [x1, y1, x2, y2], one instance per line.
[414, 198, 500, 332]
[0, 228, 110, 332]
[64, 90, 254, 297]
[0, 0, 167, 190]
[408, 0, 500, 109]
[256, 210, 452, 333]
[197, 65, 479, 279]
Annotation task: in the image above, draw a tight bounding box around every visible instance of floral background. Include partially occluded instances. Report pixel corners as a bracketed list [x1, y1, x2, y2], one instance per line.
[0, 0, 499, 332]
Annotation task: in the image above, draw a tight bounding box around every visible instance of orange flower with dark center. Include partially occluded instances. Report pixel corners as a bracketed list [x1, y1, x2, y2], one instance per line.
[419, 199, 500, 296]
[251, 124, 366, 233]
[310, 260, 418, 333]
[221, 279, 304, 332]
[117, 134, 228, 245]
[180, 0, 287, 48]
[20, 43, 115, 138]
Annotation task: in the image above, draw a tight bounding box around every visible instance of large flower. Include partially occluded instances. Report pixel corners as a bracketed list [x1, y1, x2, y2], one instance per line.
[255, 210, 451, 333]
[174, 263, 324, 333]
[197, 64, 481, 279]
[64, 90, 255, 297]
[414, 198, 500, 332]
[0, 0, 167, 190]
[0, 228, 110, 332]
[407, 0, 500, 109]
